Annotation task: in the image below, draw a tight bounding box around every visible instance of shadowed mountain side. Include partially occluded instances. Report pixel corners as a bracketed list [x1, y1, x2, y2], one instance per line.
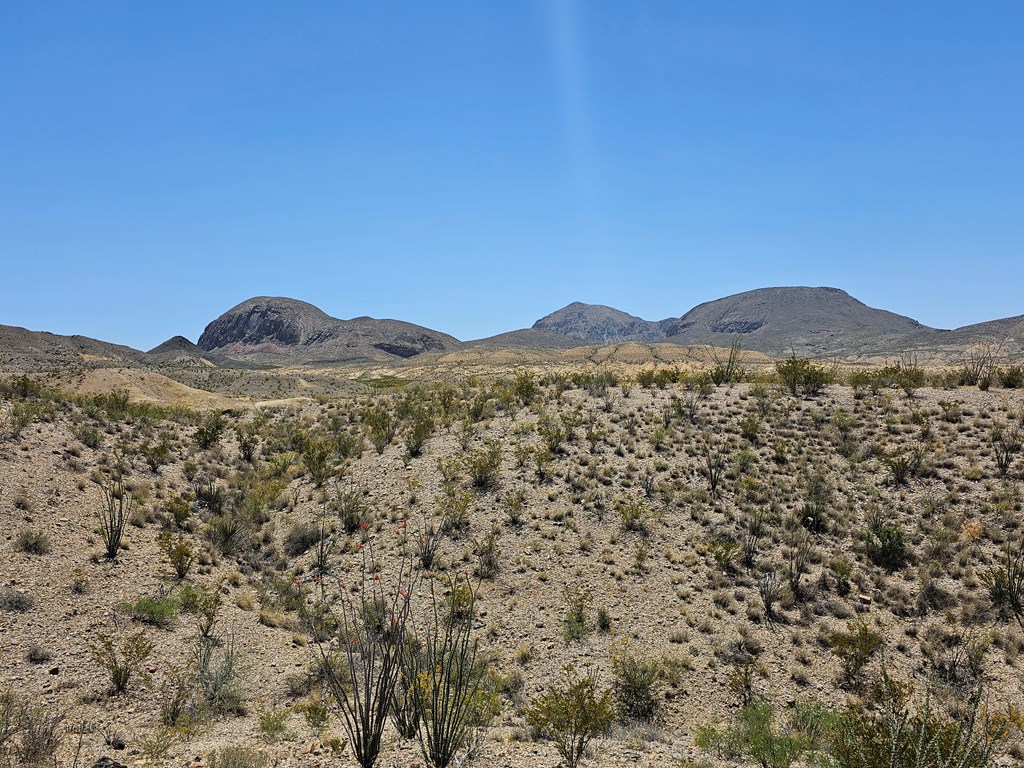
[661, 286, 935, 357]
[0, 324, 146, 371]
[197, 296, 463, 364]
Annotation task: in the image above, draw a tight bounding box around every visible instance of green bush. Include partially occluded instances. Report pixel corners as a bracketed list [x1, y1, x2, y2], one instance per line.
[562, 582, 591, 642]
[697, 700, 821, 768]
[464, 439, 502, 491]
[526, 666, 615, 768]
[122, 592, 179, 627]
[157, 531, 195, 579]
[611, 644, 661, 721]
[776, 355, 831, 396]
[91, 628, 154, 695]
[194, 412, 226, 450]
[863, 523, 908, 570]
[829, 620, 883, 687]
[832, 674, 1011, 768]
[207, 746, 269, 768]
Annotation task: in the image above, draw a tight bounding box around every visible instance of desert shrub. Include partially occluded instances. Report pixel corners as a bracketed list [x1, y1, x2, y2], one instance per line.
[503, 489, 526, 527]
[258, 707, 292, 742]
[709, 340, 745, 386]
[885, 447, 924, 486]
[334, 482, 367, 534]
[0, 689, 63, 766]
[864, 523, 908, 570]
[611, 644, 661, 722]
[140, 432, 173, 471]
[157, 531, 196, 579]
[122, 592, 179, 627]
[302, 438, 335, 487]
[283, 521, 322, 557]
[0, 588, 34, 613]
[195, 479, 227, 515]
[981, 540, 1024, 627]
[207, 745, 269, 768]
[3, 401, 40, 440]
[180, 581, 223, 640]
[364, 404, 399, 454]
[404, 575, 497, 768]
[829, 620, 883, 687]
[164, 493, 193, 528]
[439, 488, 472, 537]
[194, 631, 245, 714]
[758, 572, 785, 622]
[696, 700, 821, 768]
[91, 628, 154, 694]
[404, 408, 435, 457]
[776, 355, 831, 396]
[416, 519, 443, 570]
[13, 698, 63, 766]
[998, 365, 1024, 389]
[464, 439, 502, 491]
[194, 412, 226, 450]
[526, 666, 615, 768]
[832, 674, 1011, 768]
[472, 526, 501, 579]
[617, 497, 649, 534]
[390, 642, 421, 740]
[96, 467, 135, 560]
[739, 414, 761, 443]
[562, 582, 592, 642]
[14, 530, 51, 555]
[72, 422, 104, 449]
[709, 538, 741, 574]
[236, 424, 259, 462]
[319, 548, 413, 768]
[992, 426, 1021, 476]
[700, 441, 727, 499]
[206, 516, 244, 556]
[26, 645, 52, 665]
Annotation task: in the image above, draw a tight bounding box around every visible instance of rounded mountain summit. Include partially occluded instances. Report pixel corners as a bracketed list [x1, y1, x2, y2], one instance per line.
[197, 297, 462, 364]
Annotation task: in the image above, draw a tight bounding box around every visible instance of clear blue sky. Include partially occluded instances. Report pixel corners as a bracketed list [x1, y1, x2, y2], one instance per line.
[2, 2, 1022, 349]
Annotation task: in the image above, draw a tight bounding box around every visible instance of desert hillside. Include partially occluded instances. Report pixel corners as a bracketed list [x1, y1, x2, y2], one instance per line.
[2, 360, 1024, 767]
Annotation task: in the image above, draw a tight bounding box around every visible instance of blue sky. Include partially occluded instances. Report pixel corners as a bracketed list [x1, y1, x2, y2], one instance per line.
[1, 2, 1022, 349]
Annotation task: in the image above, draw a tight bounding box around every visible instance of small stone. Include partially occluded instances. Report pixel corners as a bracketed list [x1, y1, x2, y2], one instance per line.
[91, 758, 129, 768]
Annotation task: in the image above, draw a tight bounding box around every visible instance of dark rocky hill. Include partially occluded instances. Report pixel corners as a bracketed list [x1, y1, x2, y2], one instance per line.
[0, 325, 146, 371]
[196, 297, 463, 364]
[146, 336, 263, 369]
[660, 286, 934, 357]
[532, 302, 664, 344]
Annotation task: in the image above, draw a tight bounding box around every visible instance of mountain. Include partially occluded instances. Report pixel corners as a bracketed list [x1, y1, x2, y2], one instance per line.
[146, 336, 263, 369]
[0, 324, 145, 371]
[520, 289, 940, 357]
[659, 286, 933, 357]
[467, 328, 582, 350]
[196, 297, 463, 364]
[532, 302, 664, 344]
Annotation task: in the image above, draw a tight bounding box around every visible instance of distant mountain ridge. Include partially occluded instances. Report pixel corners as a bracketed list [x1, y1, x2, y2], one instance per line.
[3, 287, 1022, 372]
[520, 287, 941, 357]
